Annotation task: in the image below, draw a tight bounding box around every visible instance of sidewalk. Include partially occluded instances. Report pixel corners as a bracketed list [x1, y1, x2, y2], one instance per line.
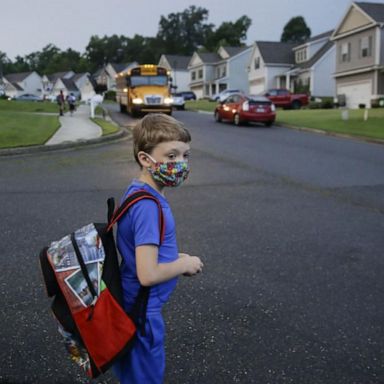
[45, 104, 102, 145]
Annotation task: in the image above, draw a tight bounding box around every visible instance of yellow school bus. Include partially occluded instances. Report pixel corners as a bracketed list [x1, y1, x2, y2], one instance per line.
[115, 64, 173, 116]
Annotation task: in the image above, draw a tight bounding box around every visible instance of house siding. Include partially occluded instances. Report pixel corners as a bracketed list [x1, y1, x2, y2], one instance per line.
[227, 49, 251, 93]
[335, 28, 376, 73]
[338, 7, 372, 35]
[313, 46, 336, 97]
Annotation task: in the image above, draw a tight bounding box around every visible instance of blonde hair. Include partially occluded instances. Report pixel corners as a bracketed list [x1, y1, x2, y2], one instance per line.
[132, 113, 191, 165]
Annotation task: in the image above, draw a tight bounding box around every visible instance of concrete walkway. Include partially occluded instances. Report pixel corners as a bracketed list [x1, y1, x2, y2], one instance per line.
[45, 104, 102, 145]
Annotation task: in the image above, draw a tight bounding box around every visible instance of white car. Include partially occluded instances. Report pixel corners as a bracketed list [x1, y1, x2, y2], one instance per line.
[171, 93, 185, 110]
[210, 89, 243, 102]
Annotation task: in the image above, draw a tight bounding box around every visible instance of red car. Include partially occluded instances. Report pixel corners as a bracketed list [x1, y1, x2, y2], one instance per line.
[214, 94, 276, 126]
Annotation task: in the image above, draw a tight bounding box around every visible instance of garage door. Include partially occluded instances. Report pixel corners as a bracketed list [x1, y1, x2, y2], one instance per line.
[337, 81, 372, 109]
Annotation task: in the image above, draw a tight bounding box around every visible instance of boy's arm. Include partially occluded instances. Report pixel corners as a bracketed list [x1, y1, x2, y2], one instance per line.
[136, 245, 203, 286]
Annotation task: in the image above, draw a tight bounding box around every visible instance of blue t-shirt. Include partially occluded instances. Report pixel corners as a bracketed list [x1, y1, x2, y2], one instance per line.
[117, 180, 178, 312]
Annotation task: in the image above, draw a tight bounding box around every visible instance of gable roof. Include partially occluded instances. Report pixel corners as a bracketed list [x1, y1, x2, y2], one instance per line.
[4, 72, 35, 83]
[295, 40, 334, 69]
[70, 73, 89, 83]
[256, 42, 296, 65]
[162, 55, 191, 70]
[47, 72, 74, 83]
[355, 1, 384, 23]
[222, 46, 249, 57]
[61, 78, 79, 92]
[305, 30, 334, 44]
[109, 63, 129, 73]
[198, 52, 221, 64]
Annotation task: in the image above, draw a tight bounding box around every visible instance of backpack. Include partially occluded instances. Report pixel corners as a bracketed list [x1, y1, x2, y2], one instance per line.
[39, 190, 164, 378]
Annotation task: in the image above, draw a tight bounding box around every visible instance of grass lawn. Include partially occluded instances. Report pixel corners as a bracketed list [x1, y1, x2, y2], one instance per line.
[185, 99, 217, 112]
[277, 108, 384, 141]
[0, 99, 59, 113]
[185, 99, 384, 141]
[91, 117, 120, 136]
[0, 111, 60, 148]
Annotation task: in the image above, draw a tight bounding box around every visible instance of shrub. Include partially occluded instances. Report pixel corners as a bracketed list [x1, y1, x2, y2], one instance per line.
[308, 97, 334, 109]
[104, 90, 116, 101]
[371, 98, 384, 108]
[358, 103, 366, 109]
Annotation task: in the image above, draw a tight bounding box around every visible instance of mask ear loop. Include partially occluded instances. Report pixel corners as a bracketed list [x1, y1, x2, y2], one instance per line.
[144, 153, 157, 164]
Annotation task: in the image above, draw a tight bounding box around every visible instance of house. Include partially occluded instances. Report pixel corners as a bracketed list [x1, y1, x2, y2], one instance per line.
[331, 1, 384, 108]
[287, 30, 336, 97]
[248, 41, 296, 94]
[70, 73, 96, 101]
[248, 31, 335, 97]
[93, 62, 137, 91]
[2, 71, 43, 98]
[158, 54, 191, 92]
[42, 71, 75, 99]
[188, 46, 252, 99]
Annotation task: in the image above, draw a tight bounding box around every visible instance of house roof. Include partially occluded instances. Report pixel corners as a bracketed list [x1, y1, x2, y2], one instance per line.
[61, 78, 79, 92]
[256, 42, 296, 65]
[222, 46, 249, 57]
[4, 72, 34, 83]
[198, 52, 222, 64]
[70, 73, 88, 83]
[47, 72, 72, 82]
[355, 2, 384, 23]
[110, 63, 129, 73]
[304, 30, 334, 44]
[162, 55, 191, 70]
[296, 40, 334, 69]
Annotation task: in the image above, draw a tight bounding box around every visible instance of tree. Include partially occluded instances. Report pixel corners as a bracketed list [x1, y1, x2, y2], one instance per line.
[157, 6, 214, 55]
[280, 16, 311, 44]
[205, 15, 252, 51]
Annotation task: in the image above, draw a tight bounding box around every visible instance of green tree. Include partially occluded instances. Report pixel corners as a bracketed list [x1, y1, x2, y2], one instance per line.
[280, 16, 311, 44]
[205, 15, 252, 51]
[157, 6, 214, 55]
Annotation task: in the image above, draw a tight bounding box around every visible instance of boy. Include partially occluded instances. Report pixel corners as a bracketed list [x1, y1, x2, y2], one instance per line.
[113, 113, 203, 383]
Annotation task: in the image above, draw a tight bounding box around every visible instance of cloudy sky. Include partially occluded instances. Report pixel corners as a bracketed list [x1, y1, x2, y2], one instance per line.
[2, 0, 384, 60]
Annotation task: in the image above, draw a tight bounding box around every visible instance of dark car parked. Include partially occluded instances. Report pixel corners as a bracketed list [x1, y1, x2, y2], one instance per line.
[214, 94, 276, 127]
[179, 91, 196, 101]
[12, 93, 42, 102]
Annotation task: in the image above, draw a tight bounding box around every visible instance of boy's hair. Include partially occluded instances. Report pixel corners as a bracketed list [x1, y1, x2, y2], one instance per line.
[133, 113, 191, 165]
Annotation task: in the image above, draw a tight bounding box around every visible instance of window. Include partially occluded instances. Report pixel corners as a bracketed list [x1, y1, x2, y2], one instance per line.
[295, 49, 307, 63]
[191, 71, 196, 81]
[221, 66, 226, 77]
[198, 69, 203, 79]
[254, 57, 260, 69]
[360, 36, 372, 58]
[340, 42, 351, 62]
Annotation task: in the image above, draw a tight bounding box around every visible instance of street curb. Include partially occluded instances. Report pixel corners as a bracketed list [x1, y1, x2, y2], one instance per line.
[0, 127, 130, 157]
[274, 122, 384, 146]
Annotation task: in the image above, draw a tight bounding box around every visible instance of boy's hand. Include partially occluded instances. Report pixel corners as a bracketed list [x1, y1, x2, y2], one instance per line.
[179, 253, 203, 276]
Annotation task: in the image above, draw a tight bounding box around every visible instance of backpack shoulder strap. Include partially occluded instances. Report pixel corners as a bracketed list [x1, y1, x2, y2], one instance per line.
[106, 190, 165, 243]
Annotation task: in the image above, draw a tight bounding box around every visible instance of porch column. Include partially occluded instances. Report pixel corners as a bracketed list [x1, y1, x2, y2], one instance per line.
[286, 73, 291, 91]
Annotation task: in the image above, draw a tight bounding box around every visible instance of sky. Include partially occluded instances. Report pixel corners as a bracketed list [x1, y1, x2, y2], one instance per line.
[1, 0, 384, 60]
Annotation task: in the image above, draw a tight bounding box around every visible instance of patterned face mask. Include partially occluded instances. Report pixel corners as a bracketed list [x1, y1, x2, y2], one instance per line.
[145, 153, 190, 187]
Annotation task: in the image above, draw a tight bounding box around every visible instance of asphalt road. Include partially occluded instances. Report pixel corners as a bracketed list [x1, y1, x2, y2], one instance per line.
[1, 108, 383, 384]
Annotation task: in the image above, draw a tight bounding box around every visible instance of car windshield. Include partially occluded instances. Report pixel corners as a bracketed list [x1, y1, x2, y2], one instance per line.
[130, 75, 168, 87]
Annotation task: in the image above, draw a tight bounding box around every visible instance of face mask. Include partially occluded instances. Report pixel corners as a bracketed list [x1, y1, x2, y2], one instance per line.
[145, 153, 190, 187]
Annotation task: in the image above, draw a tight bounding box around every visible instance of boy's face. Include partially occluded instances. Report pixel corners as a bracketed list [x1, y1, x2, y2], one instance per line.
[146, 140, 191, 164]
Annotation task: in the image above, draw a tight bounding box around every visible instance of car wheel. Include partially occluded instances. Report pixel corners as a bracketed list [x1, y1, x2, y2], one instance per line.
[291, 100, 301, 109]
[233, 113, 241, 126]
[214, 110, 222, 122]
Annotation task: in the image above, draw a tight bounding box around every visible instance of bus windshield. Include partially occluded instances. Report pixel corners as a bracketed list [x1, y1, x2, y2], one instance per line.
[130, 75, 168, 87]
